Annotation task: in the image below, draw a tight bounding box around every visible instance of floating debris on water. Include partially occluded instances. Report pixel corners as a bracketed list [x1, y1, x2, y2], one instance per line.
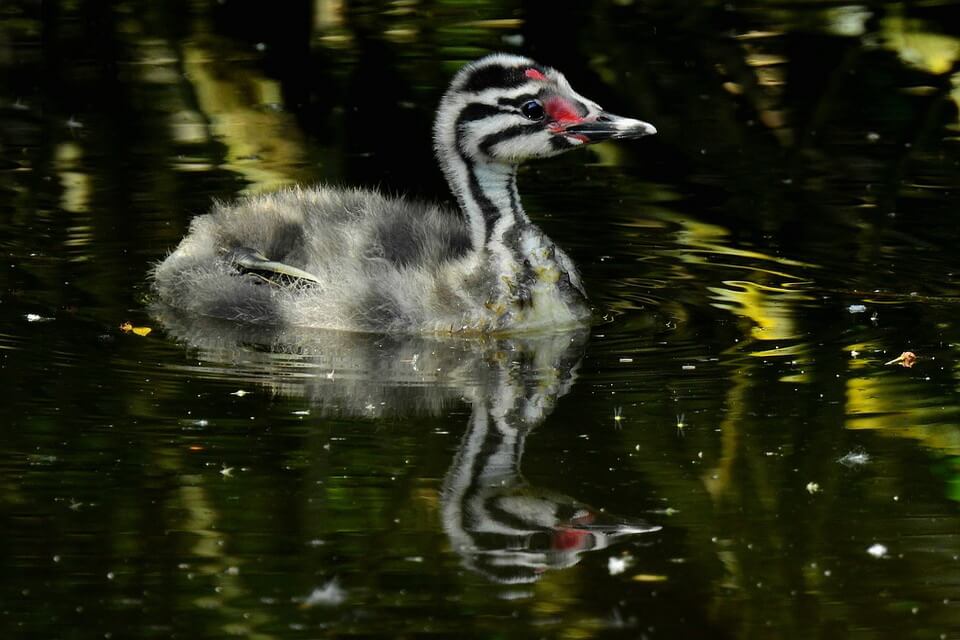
[867, 543, 888, 558]
[847, 304, 867, 314]
[26, 313, 53, 322]
[608, 554, 632, 576]
[119, 321, 151, 336]
[301, 580, 346, 608]
[838, 449, 870, 467]
[806, 482, 821, 494]
[230, 390, 250, 397]
[884, 351, 917, 368]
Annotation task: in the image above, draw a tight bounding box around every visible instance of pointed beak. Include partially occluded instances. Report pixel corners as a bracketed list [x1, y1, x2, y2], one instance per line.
[564, 111, 657, 143]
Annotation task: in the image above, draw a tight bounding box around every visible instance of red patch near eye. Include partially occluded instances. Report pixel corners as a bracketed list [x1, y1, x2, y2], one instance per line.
[525, 68, 547, 81]
[544, 97, 583, 125]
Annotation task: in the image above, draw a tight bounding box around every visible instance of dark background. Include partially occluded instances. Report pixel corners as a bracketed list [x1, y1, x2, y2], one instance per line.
[2, 1, 960, 638]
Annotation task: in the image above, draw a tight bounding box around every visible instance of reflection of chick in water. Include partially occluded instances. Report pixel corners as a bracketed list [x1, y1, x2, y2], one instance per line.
[441, 334, 660, 585]
[153, 307, 659, 583]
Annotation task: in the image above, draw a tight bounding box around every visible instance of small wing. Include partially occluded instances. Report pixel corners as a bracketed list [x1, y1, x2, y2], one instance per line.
[222, 246, 321, 286]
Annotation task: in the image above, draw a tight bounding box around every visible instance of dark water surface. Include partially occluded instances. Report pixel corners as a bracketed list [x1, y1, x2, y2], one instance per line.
[3, 1, 960, 638]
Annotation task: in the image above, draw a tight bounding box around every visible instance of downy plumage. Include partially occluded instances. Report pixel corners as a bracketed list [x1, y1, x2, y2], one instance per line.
[152, 53, 656, 334]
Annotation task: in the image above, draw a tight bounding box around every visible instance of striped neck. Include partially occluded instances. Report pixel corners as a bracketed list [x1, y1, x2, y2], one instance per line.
[443, 153, 527, 253]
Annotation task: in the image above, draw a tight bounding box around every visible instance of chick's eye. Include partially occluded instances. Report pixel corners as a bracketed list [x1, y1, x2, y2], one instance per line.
[520, 100, 545, 121]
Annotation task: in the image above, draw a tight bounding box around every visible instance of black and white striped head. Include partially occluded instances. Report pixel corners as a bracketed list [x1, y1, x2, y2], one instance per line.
[434, 53, 656, 165]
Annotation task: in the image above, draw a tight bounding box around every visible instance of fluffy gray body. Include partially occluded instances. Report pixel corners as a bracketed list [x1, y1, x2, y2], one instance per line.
[152, 54, 655, 334]
[153, 186, 586, 333]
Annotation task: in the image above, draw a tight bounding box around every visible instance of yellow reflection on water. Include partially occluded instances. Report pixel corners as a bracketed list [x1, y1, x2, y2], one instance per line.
[846, 370, 960, 456]
[710, 280, 815, 343]
[881, 9, 960, 124]
[54, 141, 94, 262]
[882, 12, 960, 76]
[667, 216, 815, 344]
[673, 218, 813, 269]
[54, 142, 91, 215]
[181, 42, 308, 193]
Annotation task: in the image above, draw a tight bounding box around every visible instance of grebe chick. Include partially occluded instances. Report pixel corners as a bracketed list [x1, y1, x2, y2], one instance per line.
[152, 54, 656, 334]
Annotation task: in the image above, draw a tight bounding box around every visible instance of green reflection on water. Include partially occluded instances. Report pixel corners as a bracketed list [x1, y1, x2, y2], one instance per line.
[2, 0, 960, 638]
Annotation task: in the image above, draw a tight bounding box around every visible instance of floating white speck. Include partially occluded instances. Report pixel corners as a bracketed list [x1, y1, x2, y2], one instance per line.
[25, 313, 53, 322]
[850, 350, 859, 358]
[608, 555, 632, 575]
[292, 410, 310, 416]
[682, 364, 696, 371]
[847, 304, 867, 314]
[230, 390, 249, 397]
[619, 357, 634, 363]
[301, 580, 346, 607]
[806, 482, 820, 494]
[838, 450, 870, 466]
[867, 543, 888, 558]
[220, 467, 234, 477]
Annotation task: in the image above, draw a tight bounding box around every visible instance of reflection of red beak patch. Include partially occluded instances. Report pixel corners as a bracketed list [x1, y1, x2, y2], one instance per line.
[552, 528, 590, 551]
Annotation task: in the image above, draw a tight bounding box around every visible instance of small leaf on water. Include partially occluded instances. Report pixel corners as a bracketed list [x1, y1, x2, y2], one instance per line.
[884, 351, 917, 368]
[119, 322, 152, 336]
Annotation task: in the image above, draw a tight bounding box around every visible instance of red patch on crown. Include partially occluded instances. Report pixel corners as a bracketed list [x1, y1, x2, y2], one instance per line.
[524, 68, 547, 81]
